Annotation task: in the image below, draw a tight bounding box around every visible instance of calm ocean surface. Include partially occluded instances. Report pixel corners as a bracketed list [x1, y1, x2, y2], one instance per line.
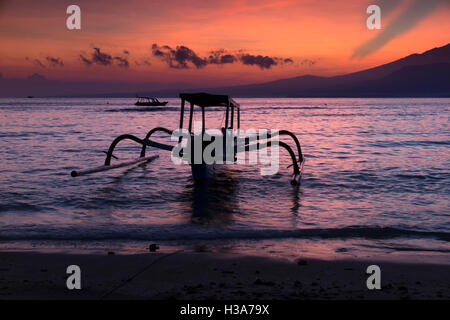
[0, 98, 449, 262]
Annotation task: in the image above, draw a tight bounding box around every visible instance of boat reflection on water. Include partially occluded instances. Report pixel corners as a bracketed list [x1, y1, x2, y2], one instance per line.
[180, 168, 240, 226]
[290, 183, 301, 216]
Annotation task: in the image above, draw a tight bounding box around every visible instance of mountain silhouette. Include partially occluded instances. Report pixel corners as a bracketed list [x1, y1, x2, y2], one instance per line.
[192, 43, 450, 97]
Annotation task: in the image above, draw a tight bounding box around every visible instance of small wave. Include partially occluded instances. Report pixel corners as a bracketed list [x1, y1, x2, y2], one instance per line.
[104, 107, 174, 112]
[0, 225, 448, 242]
[359, 243, 450, 253]
[395, 174, 443, 180]
[0, 131, 57, 138]
[368, 140, 450, 148]
[245, 106, 327, 111]
[0, 202, 43, 213]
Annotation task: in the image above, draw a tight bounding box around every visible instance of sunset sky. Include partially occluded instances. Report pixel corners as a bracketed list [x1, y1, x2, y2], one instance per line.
[0, 0, 449, 87]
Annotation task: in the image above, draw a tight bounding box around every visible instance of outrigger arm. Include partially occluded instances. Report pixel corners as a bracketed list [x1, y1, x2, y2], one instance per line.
[238, 130, 304, 185]
[70, 126, 304, 185]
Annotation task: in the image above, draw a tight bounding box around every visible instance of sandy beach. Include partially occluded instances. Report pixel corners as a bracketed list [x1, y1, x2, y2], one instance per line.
[0, 250, 448, 300]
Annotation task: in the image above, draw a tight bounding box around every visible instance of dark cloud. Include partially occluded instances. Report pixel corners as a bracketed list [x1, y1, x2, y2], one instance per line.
[79, 54, 92, 66]
[25, 57, 46, 68]
[239, 54, 277, 69]
[238, 54, 294, 69]
[221, 55, 236, 64]
[113, 56, 129, 68]
[26, 56, 65, 68]
[353, 0, 447, 58]
[151, 44, 207, 69]
[91, 47, 112, 66]
[299, 59, 316, 67]
[208, 49, 237, 65]
[45, 56, 64, 67]
[80, 47, 129, 68]
[33, 59, 45, 68]
[152, 44, 294, 70]
[135, 59, 151, 66]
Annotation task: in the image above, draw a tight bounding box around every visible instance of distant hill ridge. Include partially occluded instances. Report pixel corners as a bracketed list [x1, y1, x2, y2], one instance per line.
[177, 43, 450, 97]
[0, 43, 449, 97]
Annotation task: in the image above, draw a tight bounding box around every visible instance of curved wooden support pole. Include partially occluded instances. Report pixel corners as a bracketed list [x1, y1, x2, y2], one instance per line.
[140, 127, 173, 157]
[244, 140, 301, 184]
[144, 127, 173, 140]
[250, 130, 303, 165]
[278, 139, 303, 185]
[279, 141, 300, 176]
[279, 130, 303, 163]
[104, 134, 144, 165]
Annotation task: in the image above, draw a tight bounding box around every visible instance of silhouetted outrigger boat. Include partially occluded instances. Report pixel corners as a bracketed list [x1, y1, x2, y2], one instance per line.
[71, 93, 304, 185]
[134, 96, 168, 106]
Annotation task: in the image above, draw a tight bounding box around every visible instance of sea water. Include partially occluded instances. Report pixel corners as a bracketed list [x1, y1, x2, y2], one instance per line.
[0, 98, 449, 263]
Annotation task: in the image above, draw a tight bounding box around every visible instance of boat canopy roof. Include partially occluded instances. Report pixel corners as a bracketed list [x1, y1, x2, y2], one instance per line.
[137, 96, 158, 100]
[180, 93, 240, 109]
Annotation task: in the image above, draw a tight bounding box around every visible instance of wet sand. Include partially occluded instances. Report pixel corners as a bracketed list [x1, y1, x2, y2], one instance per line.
[0, 251, 449, 300]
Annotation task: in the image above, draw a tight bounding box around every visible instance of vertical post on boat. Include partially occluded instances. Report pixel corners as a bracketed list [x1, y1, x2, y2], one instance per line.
[230, 104, 234, 129]
[188, 102, 194, 134]
[201, 106, 206, 134]
[179, 99, 185, 144]
[237, 107, 240, 129]
[179, 99, 185, 129]
[225, 103, 229, 129]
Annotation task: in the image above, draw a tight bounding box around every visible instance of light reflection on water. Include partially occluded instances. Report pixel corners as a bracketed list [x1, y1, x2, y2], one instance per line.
[0, 97, 449, 259]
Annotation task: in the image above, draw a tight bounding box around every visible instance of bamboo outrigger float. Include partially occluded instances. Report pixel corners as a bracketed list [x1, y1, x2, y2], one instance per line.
[71, 93, 304, 185]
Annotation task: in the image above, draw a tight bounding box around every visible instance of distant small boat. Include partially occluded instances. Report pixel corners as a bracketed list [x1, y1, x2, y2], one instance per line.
[27, 96, 34, 98]
[134, 96, 168, 106]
